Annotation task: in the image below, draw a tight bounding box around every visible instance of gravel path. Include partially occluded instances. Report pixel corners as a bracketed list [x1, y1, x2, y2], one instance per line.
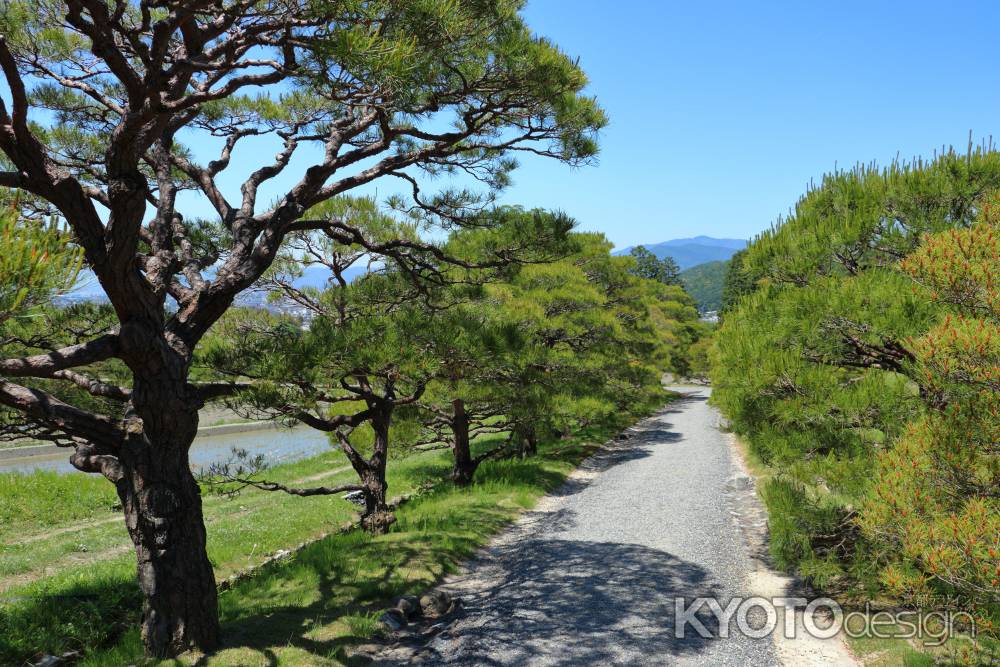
[372, 388, 855, 666]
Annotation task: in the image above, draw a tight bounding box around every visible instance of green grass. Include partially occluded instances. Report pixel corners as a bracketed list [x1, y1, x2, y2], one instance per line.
[847, 632, 937, 667]
[731, 433, 999, 666]
[0, 400, 665, 666]
[846, 624, 999, 667]
[0, 469, 118, 538]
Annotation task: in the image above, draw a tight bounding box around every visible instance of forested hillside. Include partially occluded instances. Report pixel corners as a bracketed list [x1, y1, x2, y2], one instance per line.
[679, 259, 728, 312]
[617, 237, 745, 270]
[712, 147, 1000, 645]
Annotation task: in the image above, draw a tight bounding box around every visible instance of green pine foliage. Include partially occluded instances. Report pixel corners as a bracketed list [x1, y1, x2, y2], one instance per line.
[720, 249, 755, 314]
[859, 207, 1000, 639]
[0, 206, 110, 440]
[485, 232, 685, 439]
[627, 245, 683, 286]
[0, 205, 81, 321]
[679, 259, 727, 312]
[713, 146, 1000, 647]
[199, 223, 703, 511]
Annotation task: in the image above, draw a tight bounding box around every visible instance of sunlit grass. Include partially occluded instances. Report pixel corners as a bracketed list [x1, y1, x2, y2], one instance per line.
[0, 402, 665, 666]
[0, 469, 118, 539]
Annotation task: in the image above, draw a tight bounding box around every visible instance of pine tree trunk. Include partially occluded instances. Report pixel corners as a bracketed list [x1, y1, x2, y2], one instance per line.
[116, 365, 219, 657]
[359, 409, 395, 534]
[450, 399, 477, 485]
[518, 423, 538, 458]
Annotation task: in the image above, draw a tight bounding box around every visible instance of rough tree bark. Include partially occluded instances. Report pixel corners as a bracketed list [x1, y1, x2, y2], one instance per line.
[0, 1, 600, 655]
[449, 399, 477, 485]
[347, 404, 395, 534]
[360, 417, 394, 533]
[216, 377, 430, 537]
[117, 434, 218, 654]
[117, 328, 219, 655]
[0, 323, 222, 656]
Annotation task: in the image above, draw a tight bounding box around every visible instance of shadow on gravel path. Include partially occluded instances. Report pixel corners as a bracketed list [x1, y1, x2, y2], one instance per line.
[377, 538, 722, 666]
[368, 392, 782, 666]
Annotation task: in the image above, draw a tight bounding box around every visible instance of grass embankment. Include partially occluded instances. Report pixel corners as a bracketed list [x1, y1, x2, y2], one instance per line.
[0, 399, 666, 666]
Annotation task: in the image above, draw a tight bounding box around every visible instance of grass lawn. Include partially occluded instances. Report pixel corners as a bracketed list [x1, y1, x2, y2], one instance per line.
[0, 402, 664, 666]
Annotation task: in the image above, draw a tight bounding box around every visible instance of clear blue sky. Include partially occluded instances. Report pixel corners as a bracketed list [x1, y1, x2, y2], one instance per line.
[10, 1, 999, 251]
[499, 0, 1000, 248]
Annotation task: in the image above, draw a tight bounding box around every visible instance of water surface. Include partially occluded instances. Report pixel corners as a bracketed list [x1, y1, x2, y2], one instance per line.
[0, 425, 332, 475]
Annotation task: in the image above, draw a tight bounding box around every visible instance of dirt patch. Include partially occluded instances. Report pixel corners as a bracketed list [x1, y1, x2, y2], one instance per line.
[290, 463, 353, 485]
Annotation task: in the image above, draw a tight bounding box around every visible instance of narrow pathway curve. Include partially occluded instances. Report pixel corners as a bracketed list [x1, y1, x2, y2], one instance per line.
[372, 388, 857, 666]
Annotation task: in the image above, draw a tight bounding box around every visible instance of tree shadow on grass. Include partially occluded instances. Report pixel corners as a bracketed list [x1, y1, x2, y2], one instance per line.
[181, 433, 645, 664]
[183, 486, 535, 666]
[187, 426, 728, 667]
[4, 407, 697, 665]
[0, 567, 141, 665]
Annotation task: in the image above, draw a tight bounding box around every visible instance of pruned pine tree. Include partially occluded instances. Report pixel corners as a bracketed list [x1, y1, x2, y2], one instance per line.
[628, 245, 682, 286]
[200, 208, 576, 530]
[411, 306, 524, 485]
[417, 233, 693, 479]
[713, 147, 1000, 638]
[715, 149, 1000, 480]
[860, 202, 1000, 636]
[502, 234, 657, 455]
[0, 0, 604, 655]
[202, 279, 443, 534]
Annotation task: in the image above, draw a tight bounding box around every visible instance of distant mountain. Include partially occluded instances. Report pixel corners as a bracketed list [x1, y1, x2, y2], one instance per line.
[679, 260, 728, 313]
[616, 236, 746, 270]
[65, 271, 108, 302]
[657, 236, 746, 251]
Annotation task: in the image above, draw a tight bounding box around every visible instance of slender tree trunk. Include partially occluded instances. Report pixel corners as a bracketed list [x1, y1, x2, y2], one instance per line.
[116, 330, 219, 657]
[450, 399, 477, 486]
[518, 422, 538, 458]
[358, 408, 395, 534]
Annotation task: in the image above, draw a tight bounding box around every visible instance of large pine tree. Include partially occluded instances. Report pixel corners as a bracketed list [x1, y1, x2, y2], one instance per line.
[0, 1, 604, 655]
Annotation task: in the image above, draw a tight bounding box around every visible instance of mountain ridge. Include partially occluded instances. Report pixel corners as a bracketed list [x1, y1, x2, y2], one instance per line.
[615, 236, 746, 270]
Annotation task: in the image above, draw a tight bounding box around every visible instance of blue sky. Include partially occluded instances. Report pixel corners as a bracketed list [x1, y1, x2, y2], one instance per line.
[8, 1, 999, 251]
[499, 0, 1000, 247]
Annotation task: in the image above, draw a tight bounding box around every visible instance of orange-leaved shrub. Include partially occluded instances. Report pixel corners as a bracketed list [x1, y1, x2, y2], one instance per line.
[861, 203, 1000, 638]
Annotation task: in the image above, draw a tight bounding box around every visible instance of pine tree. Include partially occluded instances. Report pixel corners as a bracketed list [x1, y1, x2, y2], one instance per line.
[199, 208, 576, 528]
[861, 203, 1000, 639]
[712, 147, 1000, 607]
[0, 2, 604, 654]
[628, 245, 683, 286]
